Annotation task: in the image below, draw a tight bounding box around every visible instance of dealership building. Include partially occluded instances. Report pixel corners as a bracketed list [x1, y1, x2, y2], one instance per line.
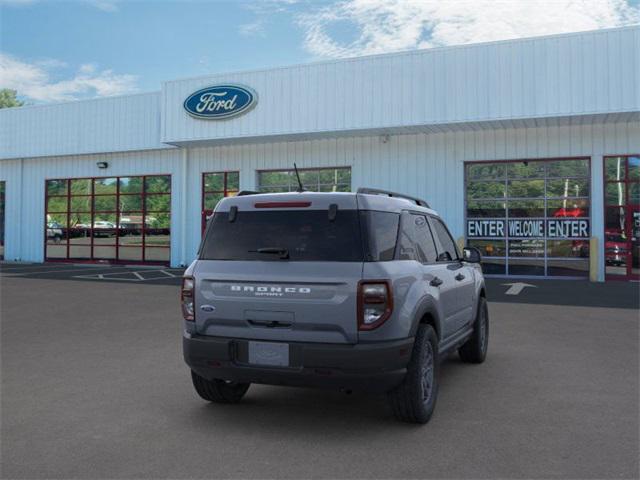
[0, 26, 638, 281]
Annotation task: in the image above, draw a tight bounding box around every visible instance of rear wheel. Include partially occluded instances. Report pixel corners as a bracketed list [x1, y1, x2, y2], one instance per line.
[458, 296, 489, 364]
[387, 324, 439, 424]
[191, 371, 250, 404]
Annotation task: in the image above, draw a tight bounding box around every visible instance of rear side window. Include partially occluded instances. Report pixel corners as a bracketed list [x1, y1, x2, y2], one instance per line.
[431, 217, 459, 261]
[398, 213, 437, 263]
[360, 211, 399, 261]
[200, 210, 363, 262]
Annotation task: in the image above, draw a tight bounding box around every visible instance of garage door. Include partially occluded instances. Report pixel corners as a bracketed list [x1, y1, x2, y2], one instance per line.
[45, 175, 171, 264]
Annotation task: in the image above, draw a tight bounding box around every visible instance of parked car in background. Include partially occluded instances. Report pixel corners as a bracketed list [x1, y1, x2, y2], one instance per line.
[46, 222, 64, 243]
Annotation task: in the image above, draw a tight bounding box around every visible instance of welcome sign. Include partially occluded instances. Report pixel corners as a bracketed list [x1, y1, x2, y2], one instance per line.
[184, 84, 257, 119]
[467, 219, 590, 239]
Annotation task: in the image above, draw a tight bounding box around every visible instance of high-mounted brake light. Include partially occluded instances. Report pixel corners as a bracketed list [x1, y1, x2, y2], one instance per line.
[254, 202, 311, 208]
[181, 276, 195, 321]
[358, 281, 393, 330]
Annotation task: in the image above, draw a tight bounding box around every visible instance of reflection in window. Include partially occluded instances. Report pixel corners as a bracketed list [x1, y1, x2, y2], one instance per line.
[44, 175, 171, 264]
[257, 167, 351, 193]
[201, 171, 240, 232]
[465, 158, 591, 277]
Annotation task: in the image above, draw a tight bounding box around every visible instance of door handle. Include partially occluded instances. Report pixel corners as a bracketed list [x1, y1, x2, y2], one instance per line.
[455, 273, 465, 281]
[430, 277, 443, 287]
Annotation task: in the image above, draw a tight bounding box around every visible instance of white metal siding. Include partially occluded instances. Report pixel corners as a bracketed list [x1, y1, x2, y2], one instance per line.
[162, 27, 639, 145]
[0, 92, 169, 160]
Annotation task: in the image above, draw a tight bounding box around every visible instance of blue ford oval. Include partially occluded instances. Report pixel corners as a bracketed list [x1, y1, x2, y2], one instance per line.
[183, 85, 257, 119]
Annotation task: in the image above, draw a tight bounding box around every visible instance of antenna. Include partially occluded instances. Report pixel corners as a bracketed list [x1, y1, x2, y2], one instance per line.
[293, 163, 305, 192]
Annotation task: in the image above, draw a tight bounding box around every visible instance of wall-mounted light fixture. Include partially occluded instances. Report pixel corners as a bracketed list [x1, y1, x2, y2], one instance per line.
[96, 162, 109, 169]
[380, 134, 390, 144]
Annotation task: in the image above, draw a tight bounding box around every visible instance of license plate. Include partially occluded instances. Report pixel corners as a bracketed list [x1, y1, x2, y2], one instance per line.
[248, 341, 289, 367]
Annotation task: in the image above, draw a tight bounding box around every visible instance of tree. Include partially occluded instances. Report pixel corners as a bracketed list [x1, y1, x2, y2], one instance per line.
[0, 89, 24, 109]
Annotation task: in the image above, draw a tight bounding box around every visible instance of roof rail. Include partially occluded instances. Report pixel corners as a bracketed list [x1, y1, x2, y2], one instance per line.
[357, 188, 430, 208]
[236, 190, 261, 196]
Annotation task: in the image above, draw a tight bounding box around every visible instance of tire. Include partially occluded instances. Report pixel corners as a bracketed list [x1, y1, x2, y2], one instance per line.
[191, 371, 250, 404]
[387, 324, 439, 424]
[458, 296, 489, 364]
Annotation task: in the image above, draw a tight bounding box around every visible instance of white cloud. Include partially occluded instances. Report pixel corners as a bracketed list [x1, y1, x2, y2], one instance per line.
[298, 0, 640, 58]
[0, 53, 138, 102]
[239, 19, 266, 36]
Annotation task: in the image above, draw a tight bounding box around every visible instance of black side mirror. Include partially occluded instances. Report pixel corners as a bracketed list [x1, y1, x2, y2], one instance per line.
[462, 247, 482, 263]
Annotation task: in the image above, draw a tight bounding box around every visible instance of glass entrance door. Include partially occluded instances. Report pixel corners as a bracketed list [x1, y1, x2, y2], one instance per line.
[604, 156, 639, 280]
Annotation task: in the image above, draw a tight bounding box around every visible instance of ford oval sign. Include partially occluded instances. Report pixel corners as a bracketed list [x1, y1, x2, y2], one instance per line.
[183, 84, 257, 120]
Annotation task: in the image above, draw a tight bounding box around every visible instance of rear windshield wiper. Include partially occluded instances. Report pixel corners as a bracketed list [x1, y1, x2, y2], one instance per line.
[249, 247, 290, 259]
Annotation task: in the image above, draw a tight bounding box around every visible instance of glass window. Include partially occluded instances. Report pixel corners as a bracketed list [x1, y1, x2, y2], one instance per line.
[547, 199, 589, 218]
[397, 213, 436, 263]
[606, 183, 626, 206]
[508, 239, 545, 257]
[547, 240, 589, 258]
[119, 177, 143, 194]
[257, 167, 351, 193]
[360, 211, 399, 261]
[94, 178, 117, 194]
[45, 175, 171, 264]
[546, 159, 589, 178]
[629, 156, 640, 181]
[466, 200, 506, 218]
[465, 158, 591, 277]
[546, 179, 589, 198]
[145, 175, 171, 193]
[467, 240, 506, 257]
[507, 179, 545, 198]
[47, 179, 68, 196]
[466, 181, 505, 199]
[201, 210, 363, 262]
[547, 260, 589, 277]
[507, 200, 545, 218]
[467, 163, 506, 181]
[70, 179, 91, 195]
[507, 161, 545, 179]
[605, 157, 625, 181]
[431, 218, 458, 261]
[201, 171, 241, 232]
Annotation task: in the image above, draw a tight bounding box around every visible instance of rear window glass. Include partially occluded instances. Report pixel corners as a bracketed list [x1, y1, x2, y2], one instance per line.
[360, 211, 400, 261]
[200, 210, 364, 262]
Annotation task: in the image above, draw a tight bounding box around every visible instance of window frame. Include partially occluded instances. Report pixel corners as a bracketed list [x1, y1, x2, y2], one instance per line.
[44, 174, 171, 265]
[464, 157, 592, 277]
[201, 171, 240, 232]
[256, 166, 351, 193]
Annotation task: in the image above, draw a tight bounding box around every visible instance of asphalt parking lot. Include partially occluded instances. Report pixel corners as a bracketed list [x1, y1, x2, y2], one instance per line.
[1, 263, 638, 479]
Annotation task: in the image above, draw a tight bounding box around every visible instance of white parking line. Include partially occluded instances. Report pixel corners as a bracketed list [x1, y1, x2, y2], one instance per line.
[72, 269, 179, 282]
[0, 266, 132, 276]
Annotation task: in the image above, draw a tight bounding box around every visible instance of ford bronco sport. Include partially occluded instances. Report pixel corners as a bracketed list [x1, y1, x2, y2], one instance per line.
[182, 188, 488, 423]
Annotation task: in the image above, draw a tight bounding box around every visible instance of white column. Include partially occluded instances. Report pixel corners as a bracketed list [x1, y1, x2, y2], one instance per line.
[591, 155, 605, 282]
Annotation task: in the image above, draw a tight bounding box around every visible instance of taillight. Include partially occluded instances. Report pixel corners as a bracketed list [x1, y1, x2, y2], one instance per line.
[181, 276, 195, 321]
[358, 281, 393, 330]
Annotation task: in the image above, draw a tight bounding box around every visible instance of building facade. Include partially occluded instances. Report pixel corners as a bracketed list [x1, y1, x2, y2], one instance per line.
[1, 27, 638, 281]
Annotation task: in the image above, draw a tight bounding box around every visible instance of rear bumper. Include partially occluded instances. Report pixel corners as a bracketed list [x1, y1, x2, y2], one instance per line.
[183, 333, 414, 393]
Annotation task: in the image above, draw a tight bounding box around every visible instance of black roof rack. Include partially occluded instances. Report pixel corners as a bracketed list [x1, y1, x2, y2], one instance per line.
[236, 190, 261, 196]
[357, 188, 430, 208]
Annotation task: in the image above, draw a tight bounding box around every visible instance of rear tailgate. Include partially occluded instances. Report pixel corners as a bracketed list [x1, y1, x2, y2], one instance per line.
[194, 193, 364, 344]
[194, 261, 361, 344]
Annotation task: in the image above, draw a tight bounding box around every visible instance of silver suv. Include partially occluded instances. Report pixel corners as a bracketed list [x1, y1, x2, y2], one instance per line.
[182, 188, 488, 423]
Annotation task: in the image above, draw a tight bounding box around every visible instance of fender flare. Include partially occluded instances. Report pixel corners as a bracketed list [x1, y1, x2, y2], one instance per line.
[409, 295, 443, 340]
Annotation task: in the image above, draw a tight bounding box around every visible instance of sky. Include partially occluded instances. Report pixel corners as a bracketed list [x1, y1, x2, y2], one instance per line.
[1, 0, 639, 104]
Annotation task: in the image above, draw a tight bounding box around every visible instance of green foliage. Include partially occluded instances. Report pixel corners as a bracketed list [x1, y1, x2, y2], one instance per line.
[0, 89, 24, 109]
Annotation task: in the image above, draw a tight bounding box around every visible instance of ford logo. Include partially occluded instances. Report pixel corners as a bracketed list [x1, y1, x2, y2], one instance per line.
[183, 84, 257, 120]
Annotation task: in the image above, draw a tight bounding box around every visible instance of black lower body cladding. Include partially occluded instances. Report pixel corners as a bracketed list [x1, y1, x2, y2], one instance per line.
[183, 334, 414, 393]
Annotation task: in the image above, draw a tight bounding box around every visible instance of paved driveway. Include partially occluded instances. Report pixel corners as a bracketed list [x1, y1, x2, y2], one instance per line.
[1, 270, 638, 479]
